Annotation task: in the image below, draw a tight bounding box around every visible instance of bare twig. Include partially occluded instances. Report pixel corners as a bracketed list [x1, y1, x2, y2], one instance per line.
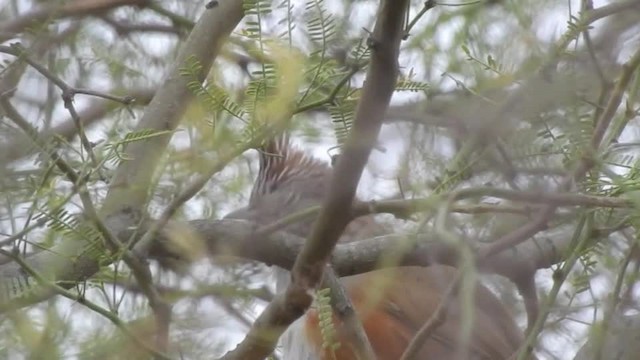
[146, 2, 195, 31]
[0, 46, 131, 105]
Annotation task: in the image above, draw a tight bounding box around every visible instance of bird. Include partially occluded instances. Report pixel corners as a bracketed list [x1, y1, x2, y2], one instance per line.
[225, 133, 530, 360]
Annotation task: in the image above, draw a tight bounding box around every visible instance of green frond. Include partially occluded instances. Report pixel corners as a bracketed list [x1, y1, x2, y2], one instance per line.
[297, 0, 336, 105]
[243, 0, 272, 42]
[242, 56, 300, 143]
[34, 208, 79, 234]
[349, 39, 371, 64]
[103, 129, 173, 165]
[571, 271, 592, 295]
[34, 207, 103, 248]
[572, 239, 603, 294]
[180, 56, 247, 123]
[315, 287, 340, 353]
[119, 129, 174, 145]
[305, 0, 336, 44]
[276, 0, 295, 45]
[244, 78, 268, 117]
[396, 76, 429, 93]
[243, 0, 272, 16]
[301, 38, 370, 145]
[329, 98, 357, 147]
[190, 81, 247, 123]
[207, 85, 247, 121]
[243, 65, 277, 123]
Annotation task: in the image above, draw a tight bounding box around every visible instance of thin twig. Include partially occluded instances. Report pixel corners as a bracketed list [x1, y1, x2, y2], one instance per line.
[592, 237, 636, 360]
[0, 44, 136, 176]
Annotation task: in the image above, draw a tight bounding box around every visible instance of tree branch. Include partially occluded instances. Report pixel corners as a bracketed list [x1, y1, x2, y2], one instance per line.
[0, 0, 151, 43]
[136, 217, 566, 293]
[220, 1, 408, 358]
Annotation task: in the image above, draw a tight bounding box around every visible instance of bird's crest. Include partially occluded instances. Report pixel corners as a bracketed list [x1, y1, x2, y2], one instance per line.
[250, 133, 330, 204]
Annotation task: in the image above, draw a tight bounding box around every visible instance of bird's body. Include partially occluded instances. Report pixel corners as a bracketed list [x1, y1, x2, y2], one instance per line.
[227, 135, 528, 359]
[304, 266, 524, 360]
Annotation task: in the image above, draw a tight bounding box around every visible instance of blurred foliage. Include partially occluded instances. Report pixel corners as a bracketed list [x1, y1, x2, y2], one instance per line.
[0, 0, 639, 359]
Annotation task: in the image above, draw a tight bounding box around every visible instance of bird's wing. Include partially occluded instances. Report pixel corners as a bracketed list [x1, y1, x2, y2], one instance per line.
[341, 266, 523, 359]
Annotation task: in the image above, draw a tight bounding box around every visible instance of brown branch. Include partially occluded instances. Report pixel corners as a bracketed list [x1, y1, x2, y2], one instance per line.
[583, 0, 640, 24]
[110, 279, 274, 304]
[100, 16, 185, 37]
[0, 0, 151, 42]
[0, 207, 603, 334]
[357, 188, 633, 220]
[242, 188, 629, 240]
[220, 1, 408, 359]
[102, 2, 244, 216]
[134, 217, 565, 316]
